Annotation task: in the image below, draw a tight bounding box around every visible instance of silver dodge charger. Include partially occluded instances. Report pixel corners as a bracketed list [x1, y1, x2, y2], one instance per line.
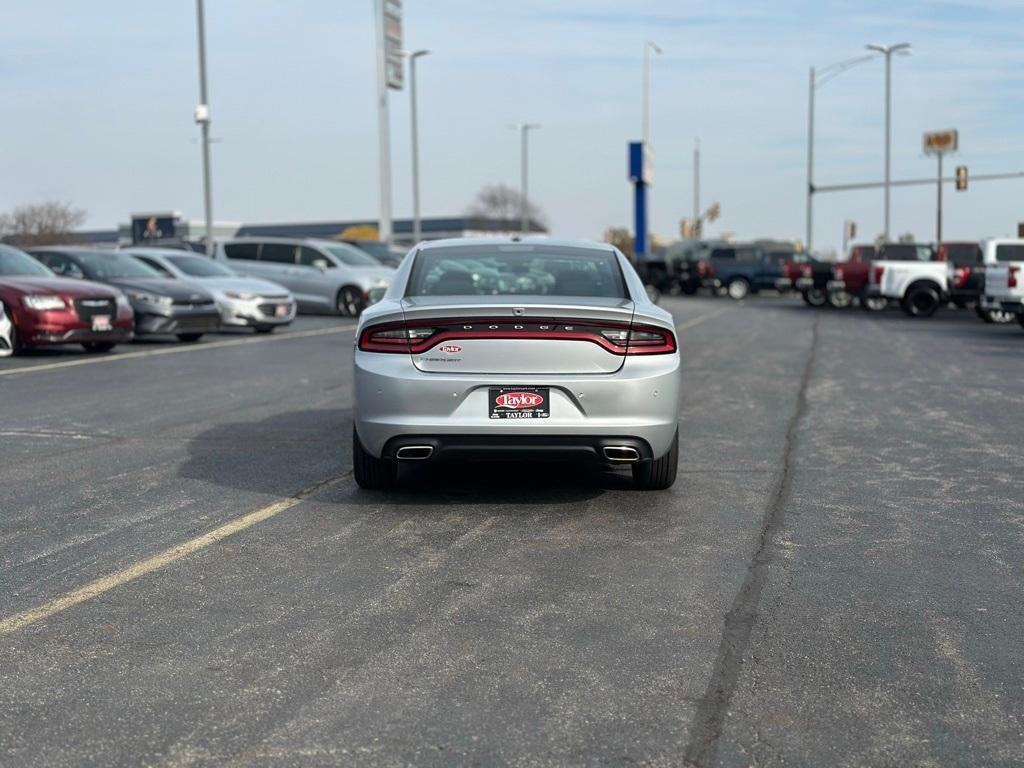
[352, 239, 681, 490]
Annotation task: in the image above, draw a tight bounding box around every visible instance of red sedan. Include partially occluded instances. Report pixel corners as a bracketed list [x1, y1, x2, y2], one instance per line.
[0, 244, 134, 354]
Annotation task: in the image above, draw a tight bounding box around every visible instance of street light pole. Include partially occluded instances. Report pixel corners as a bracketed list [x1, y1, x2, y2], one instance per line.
[866, 42, 911, 241]
[693, 137, 700, 236]
[513, 123, 540, 234]
[805, 53, 877, 254]
[194, 0, 214, 256]
[406, 49, 430, 245]
[642, 41, 661, 148]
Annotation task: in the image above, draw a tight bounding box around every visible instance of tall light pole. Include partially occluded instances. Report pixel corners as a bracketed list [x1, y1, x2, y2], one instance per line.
[405, 49, 430, 244]
[194, 0, 214, 256]
[642, 41, 662, 148]
[374, 0, 393, 245]
[805, 53, 876, 253]
[866, 42, 911, 242]
[512, 123, 540, 234]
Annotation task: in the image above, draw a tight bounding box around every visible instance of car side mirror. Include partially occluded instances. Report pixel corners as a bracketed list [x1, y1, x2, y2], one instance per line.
[312, 258, 329, 271]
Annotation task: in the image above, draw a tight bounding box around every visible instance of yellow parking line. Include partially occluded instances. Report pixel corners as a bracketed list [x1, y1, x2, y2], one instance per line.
[0, 324, 355, 378]
[0, 474, 348, 635]
[676, 306, 730, 332]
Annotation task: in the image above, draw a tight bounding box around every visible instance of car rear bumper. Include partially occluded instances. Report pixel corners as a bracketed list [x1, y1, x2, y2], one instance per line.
[353, 351, 682, 460]
[380, 434, 655, 464]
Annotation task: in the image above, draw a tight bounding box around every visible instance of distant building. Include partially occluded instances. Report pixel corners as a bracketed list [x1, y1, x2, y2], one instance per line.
[66, 213, 547, 249]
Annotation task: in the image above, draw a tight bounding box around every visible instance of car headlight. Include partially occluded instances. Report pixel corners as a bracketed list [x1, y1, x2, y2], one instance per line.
[127, 291, 173, 308]
[24, 295, 67, 311]
[223, 291, 257, 301]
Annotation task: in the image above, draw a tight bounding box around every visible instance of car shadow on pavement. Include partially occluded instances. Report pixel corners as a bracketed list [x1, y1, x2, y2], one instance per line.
[178, 408, 616, 504]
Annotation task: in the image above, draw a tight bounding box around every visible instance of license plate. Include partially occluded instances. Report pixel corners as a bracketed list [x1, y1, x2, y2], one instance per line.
[489, 387, 550, 419]
[274, 304, 289, 318]
[92, 315, 112, 332]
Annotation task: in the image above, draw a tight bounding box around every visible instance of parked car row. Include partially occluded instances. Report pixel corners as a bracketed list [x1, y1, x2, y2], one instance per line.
[668, 236, 1024, 328]
[0, 237, 399, 357]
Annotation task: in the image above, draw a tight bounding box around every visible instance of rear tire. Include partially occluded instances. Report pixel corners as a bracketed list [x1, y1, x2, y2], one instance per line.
[82, 341, 116, 353]
[632, 430, 678, 490]
[861, 293, 887, 312]
[801, 289, 827, 307]
[353, 429, 397, 490]
[827, 290, 853, 309]
[901, 285, 941, 318]
[176, 333, 203, 342]
[727, 278, 750, 301]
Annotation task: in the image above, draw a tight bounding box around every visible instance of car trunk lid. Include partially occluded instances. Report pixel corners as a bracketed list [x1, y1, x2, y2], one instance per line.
[397, 296, 636, 374]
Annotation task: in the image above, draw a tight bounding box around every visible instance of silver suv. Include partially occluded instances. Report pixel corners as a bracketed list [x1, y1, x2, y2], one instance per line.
[214, 237, 396, 315]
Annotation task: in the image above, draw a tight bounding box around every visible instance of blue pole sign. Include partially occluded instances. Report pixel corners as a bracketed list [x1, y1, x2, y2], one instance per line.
[628, 141, 649, 258]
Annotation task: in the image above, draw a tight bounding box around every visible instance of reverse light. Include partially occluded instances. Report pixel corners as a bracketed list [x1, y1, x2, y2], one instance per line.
[23, 295, 66, 311]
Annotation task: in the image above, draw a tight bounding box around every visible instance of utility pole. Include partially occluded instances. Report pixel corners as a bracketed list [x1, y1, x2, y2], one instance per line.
[513, 123, 540, 234]
[194, 0, 214, 256]
[693, 138, 701, 237]
[806, 66, 814, 253]
[936, 152, 944, 246]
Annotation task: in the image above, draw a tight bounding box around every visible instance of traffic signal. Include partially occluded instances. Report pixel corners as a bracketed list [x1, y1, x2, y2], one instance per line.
[955, 165, 968, 191]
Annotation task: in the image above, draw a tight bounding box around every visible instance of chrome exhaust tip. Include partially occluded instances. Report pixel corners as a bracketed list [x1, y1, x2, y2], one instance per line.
[603, 446, 640, 463]
[395, 445, 434, 461]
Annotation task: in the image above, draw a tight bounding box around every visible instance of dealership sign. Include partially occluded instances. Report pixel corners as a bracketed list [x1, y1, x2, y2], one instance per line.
[923, 130, 958, 155]
[382, 0, 403, 89]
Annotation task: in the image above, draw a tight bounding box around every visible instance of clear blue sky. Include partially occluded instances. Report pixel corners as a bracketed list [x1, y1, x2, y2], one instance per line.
[2, 1, 1022, 254]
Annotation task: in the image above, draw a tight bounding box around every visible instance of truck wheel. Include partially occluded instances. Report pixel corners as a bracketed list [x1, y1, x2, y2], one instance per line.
[727, 278, 750, 301]
[827, 290, 853, 309]
[632, 430, 678, 490]
[902, 285, 941, 318]
[981, 309, 1015, 324]
[801, 289, 827, 307]
[861, 293, 887, 312]
[353, 429, 397, 490]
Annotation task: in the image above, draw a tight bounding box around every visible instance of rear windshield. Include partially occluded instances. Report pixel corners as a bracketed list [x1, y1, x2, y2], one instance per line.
[943, 243, 981, 265]
[0, 246, 53, 276]
[995, 244, 1024, 262]
[406, 245, 627, 298]
[881, 244, 934, 261]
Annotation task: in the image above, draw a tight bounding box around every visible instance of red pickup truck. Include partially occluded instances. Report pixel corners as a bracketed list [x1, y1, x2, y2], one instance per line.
[827, 244, 887, 310]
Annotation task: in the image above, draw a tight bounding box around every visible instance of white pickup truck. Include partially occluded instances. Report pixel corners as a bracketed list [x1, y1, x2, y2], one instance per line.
[978, 238, 1024, 328]
[862, 243, 953, 318]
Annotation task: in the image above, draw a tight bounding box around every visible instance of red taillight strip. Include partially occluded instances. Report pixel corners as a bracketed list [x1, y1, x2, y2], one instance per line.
[358, 317, 676, 355]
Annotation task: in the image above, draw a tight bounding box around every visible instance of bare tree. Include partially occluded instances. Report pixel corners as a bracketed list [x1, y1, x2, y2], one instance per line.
[465, 184, 547, 227]
[0, 201, 87, 247]
[603, 227, 634, 258]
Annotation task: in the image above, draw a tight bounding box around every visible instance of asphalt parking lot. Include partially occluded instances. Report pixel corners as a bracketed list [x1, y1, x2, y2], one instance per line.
[2, 296, 1022, 767]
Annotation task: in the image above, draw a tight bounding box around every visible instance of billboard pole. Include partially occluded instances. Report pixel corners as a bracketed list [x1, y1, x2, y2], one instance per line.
[194, 0, 214, 256]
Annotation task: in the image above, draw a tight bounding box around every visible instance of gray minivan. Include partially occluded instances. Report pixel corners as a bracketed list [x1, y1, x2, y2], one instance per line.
[214, 237, 396, 315]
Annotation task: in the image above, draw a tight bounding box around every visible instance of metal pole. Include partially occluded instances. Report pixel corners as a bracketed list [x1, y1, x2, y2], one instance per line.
[374, 0, 392, 245]
[936, 153, 943, 246]
[520, 125, 529, 234]
[806, 66, 815, 253]
[642, 46, 650, 148]
[408, 51, 429, 244]
[693, 138, 700, 237]
[842, 221, 849, 256]
[195, 0, 214, 256]
[883, 51, 892, 241]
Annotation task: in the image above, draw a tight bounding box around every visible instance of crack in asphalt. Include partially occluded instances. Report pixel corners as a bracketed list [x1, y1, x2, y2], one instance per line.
[682, 314, 820, 768]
